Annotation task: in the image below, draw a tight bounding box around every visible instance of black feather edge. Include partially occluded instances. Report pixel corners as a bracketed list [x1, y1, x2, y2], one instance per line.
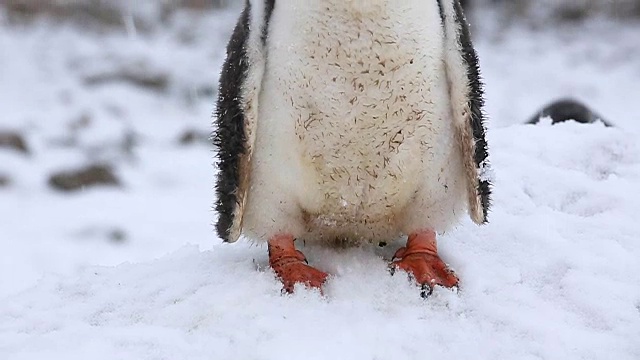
[452, 0, 492, 222]
[262, 0, 275, 44]
[213, 3, 251, 241]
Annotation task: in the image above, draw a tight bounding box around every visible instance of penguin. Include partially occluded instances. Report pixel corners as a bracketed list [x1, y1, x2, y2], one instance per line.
[527, 98, 612, 127]
[214, 0, 491, 294]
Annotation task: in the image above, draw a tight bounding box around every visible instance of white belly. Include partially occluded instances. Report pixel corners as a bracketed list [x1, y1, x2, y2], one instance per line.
[244, 0, 466, 242]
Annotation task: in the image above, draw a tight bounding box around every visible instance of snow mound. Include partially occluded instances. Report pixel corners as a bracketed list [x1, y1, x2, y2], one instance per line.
[2, 123, 639, 360]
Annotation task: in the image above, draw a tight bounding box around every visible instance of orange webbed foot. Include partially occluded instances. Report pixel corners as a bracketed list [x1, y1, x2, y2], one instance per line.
[268, 235, 328, 293]
[390, 230, 459, 297]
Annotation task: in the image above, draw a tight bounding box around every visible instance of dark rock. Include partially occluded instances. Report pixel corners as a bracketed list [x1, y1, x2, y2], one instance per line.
[195, 85, 216, 98]
[179, 129, 211, 146]
[0, 131, 29, 154]
[48, 164, 120, 192]
[0, 175, 10, 188]
[3, 0, 136, 31]
[74, 225, 128, 244]
[4, 0, 229, 33]
[527, 98, 613, 127]
[83, 68, 169, 93]
[483, 0, 640, 22]
[108, 228, 128, 244]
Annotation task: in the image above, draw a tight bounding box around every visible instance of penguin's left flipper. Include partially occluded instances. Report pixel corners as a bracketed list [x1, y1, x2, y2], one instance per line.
[440, 0, 491, 225]
[214, 2, 273, 243]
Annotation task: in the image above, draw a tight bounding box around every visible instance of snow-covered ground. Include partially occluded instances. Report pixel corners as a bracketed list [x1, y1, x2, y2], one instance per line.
[1, 4, 639, 359]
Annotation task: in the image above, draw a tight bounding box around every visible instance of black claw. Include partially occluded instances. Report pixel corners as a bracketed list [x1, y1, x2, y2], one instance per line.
[421, 284, 460, 299]
[295, 250, 309, 264]
[420, 284, 434, 299]
[281, 286, 294, 295]
[387, 264, 397, 276]
[451, 284, 460, 294]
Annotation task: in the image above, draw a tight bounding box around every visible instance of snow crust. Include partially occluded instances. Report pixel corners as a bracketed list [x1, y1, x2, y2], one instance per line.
[3, 122, 640, 360]
[1, 4, 640, 360]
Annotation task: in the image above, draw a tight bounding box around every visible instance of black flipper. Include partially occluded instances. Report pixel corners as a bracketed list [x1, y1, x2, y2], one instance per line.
[213, 3, 251, 242]
[214, 1, 277, 242]
[452, 0, 491, 222]
[440, 0, 492, 224]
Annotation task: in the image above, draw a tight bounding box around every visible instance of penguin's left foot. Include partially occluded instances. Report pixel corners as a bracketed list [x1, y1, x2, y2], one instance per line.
[268, 234, 328, 294]
[391, 230, 459, 295]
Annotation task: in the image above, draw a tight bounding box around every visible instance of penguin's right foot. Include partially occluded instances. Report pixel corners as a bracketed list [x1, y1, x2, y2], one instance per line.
[268, 234, 328, 293]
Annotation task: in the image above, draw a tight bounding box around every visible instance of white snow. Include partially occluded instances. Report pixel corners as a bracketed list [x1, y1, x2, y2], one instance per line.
[1, 4, 640, 360]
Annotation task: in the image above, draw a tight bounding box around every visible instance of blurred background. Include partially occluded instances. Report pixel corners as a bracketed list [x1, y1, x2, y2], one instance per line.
[0, 0, 639, 298]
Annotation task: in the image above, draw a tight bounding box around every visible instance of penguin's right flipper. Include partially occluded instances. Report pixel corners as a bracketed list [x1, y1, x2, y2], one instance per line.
[214, 1, 274, 242]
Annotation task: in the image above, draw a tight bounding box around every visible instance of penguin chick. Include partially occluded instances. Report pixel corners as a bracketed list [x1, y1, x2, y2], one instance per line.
[214, 0, 491, 294]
